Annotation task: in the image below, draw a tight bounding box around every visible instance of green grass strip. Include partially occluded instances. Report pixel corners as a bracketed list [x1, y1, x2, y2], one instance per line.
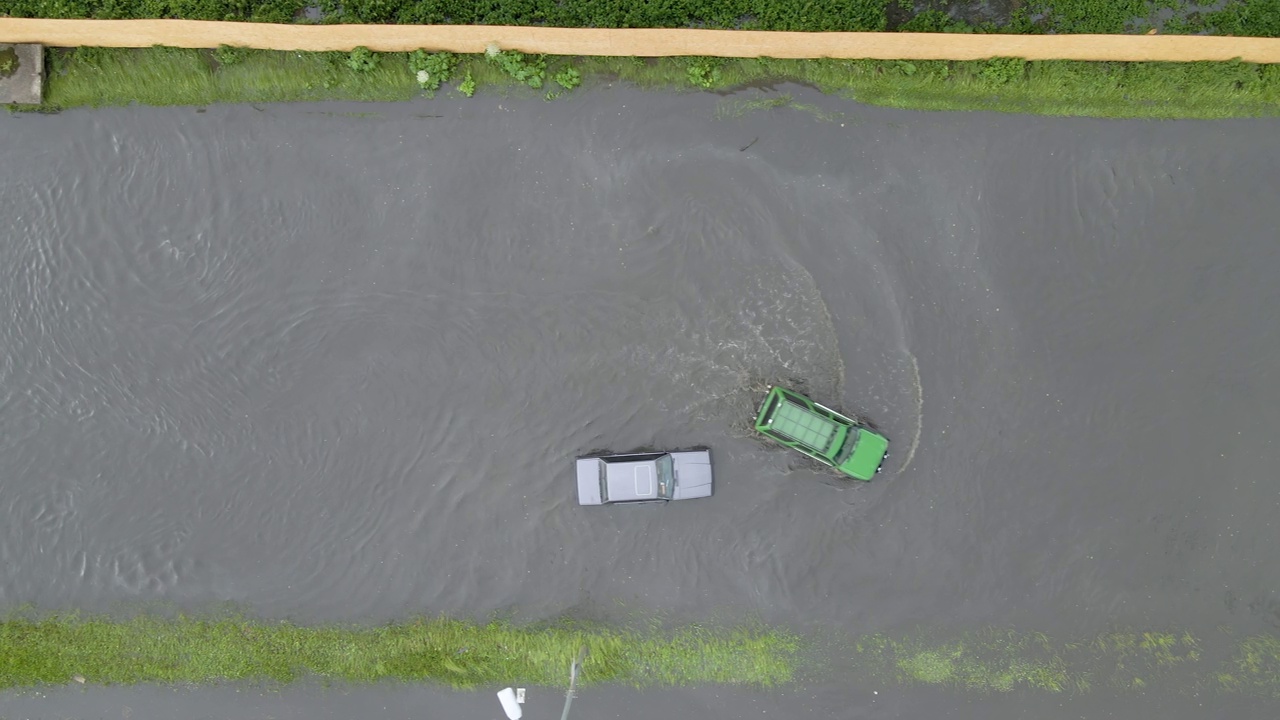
[829, 58, 1280, 119]
[0, 614, 799, 689]
[31, 47, 1280, 119]
[5, 614, 1280, 696]
[43, 47, 420, 106]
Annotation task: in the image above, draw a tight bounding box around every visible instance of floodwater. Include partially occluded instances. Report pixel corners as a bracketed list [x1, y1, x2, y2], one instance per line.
[2, 86, 1280, 717]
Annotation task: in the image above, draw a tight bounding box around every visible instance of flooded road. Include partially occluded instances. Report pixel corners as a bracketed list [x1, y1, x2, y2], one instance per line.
[2, 86, 1280, 716]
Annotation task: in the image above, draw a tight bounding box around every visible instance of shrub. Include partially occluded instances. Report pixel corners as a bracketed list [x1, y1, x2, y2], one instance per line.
[408, 50, 457, 94]
[0, 0, 306, 22]
[686, 57, 723, 88]
[214, 44, 247, 66]
[1025, 0, 1148, 33]
[314, 0, 888, 31]
[487, 49, 547, 89]
[1206, 0, 1280, 37]
[458, 71, 476, 97]
[899, 9, 966, 33]
[553, 66, 581, 90]
[981, 57, 1026, 85]
[346, 46, 379, 73]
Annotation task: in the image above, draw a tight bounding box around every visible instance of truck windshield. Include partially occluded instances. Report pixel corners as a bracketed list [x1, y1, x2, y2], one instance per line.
[833, 430, 860, 465]
[657, 455, 675, 498]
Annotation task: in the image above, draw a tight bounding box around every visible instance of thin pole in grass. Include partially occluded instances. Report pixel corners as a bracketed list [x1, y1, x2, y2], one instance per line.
[559, 645, 590, 720]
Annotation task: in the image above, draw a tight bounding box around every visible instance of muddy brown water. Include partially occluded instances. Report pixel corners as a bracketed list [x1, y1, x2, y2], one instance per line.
[2, 86, 1280, 717]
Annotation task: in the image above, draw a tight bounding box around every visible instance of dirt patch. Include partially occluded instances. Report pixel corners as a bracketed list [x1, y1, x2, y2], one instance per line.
[0, 46, 18, 78]
[1, 19, 1280, 62]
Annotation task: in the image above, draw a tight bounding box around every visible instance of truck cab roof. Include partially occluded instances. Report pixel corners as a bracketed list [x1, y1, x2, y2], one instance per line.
[604, 457, 661, 502]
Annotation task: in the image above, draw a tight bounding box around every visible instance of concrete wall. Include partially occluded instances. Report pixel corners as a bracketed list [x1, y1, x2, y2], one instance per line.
[0, 19, 1279, 63]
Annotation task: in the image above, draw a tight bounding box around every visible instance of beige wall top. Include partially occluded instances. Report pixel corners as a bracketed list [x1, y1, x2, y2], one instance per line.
[1, 18, 1278, 63]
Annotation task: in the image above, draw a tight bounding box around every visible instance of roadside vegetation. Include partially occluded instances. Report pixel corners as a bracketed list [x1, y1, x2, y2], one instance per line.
[7, 0, 1280, 117]
[33, 46, 1280, 120]
[0, 614, 799, 689]
[3, 613, 1280, 698]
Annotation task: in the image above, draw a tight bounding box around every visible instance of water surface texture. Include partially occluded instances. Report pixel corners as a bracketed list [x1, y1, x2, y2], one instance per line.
[2, 86, 1280, 716]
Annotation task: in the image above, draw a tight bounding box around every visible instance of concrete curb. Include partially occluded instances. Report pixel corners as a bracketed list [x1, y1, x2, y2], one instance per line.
[0, 19, 1279, 63]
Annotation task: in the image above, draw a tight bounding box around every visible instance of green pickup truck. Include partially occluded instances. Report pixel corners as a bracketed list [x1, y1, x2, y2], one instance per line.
[754, 386, 889, 480]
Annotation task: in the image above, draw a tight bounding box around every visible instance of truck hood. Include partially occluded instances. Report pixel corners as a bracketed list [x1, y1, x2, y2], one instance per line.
[838, 430, 889, 481]
[671, 450, 713, 500]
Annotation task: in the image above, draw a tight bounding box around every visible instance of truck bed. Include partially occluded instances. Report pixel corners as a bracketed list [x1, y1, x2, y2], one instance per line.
[769, 399, 840, 452]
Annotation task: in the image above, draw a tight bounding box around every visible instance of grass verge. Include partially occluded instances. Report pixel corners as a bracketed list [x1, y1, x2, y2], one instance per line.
[0, 614, 800, 689]
[31, 47, 1280, 119]
[44, 47, 419, 106]
[4, 614, 1280, 697]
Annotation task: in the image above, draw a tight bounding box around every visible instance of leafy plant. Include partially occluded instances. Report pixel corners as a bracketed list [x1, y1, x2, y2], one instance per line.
[980, 57, 1025, 85]
[213, 44, 247, 66]
[408, 50, 457, 95]
[486, 48, 547, 89]
[686, 57, 723, 88]
[346, 46, 379, 73]
[553, 66, 582, 90]
[458, 71, 476, 97]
